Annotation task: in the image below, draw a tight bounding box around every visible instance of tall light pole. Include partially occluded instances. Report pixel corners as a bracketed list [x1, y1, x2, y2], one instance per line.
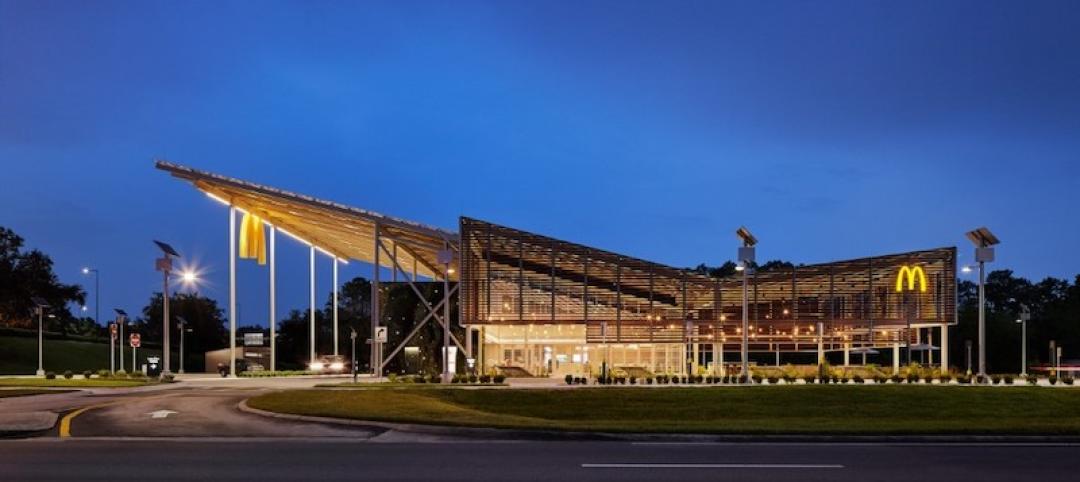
[31, 297, 48, 376]
[177, 316, 188, 374]
[965, 227, 999, 381]
[115, 309, 127, 372]
[1017, 304, 1030, 377]
[736, 226, 757, 383]
[81, 267, 100, 330]
[153, 240, 181, 379]
[176, 271, 198, 375]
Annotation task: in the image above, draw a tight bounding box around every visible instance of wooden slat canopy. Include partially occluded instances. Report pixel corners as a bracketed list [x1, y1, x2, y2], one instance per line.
[157, 160, 458, 280]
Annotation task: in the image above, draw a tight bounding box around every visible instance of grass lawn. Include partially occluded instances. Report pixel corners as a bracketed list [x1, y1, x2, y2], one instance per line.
[0, 334, 175, 375]
[0, 389, 75, 398]
[247, 385, 1080, 435]
[0, 377, 157, 388]
[313, 382, 507, 388]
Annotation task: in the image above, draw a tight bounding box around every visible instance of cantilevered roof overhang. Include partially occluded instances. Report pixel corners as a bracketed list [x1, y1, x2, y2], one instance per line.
[156, 161, 458, 280]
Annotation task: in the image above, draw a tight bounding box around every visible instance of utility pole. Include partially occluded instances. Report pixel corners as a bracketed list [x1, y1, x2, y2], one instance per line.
[736, 226, 757, 383]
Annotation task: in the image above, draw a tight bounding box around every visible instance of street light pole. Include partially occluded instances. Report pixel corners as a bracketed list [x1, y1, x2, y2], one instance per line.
[1017, 305, 1030, 377]
[31, 297, 47, 376]
[965, 227, 999, 382]
[736, 227, 757, 383]
[115, 309, 127, 373]
[82, 268, 100, 330]
[177, 316, 187, 374]
[153, 240, 181, 379]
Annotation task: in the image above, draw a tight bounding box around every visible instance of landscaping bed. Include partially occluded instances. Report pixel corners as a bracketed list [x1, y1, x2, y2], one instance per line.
[247, 385, 1080, 435]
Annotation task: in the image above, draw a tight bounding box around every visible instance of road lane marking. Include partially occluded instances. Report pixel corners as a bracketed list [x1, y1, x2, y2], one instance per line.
[59, 393, 177, 438]
[148, 410, 178, 419]
[582, 463, 844, 469]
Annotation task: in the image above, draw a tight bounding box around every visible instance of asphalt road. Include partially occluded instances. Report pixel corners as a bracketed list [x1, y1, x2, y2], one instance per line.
[5, 439, 1080, 481]
[4, 378, 1080, 480]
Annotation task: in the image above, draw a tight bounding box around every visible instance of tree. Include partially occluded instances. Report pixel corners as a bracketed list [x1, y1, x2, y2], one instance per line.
[0, 226, 85, 332]
[133, 292, 228, 372]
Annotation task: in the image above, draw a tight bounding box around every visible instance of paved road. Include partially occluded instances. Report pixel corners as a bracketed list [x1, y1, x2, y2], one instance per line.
[68, 387, 379, 438]
[4, 439, 1080, 481]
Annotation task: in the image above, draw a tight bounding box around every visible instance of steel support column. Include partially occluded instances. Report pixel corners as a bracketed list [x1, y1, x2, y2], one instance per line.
[269, 226, 276, 371]
[229, 206, 237, 377]
[309, 245, 316, 364]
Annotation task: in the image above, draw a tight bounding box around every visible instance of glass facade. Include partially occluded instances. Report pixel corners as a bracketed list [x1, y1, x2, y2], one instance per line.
[461, 217, 956, 376]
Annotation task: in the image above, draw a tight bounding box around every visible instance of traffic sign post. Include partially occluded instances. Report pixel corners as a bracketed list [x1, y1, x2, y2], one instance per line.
[109, 323, 117, 374]
[130, 333, 141, 374]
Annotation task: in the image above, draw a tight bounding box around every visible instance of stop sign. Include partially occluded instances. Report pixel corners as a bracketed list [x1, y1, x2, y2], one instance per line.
[129, 333, 141, 348]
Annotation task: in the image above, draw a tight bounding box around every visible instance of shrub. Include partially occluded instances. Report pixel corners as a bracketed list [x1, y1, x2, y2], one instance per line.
[905, 373, 918, 384]
[956, 375, 970, 384]
[1049, 376, 1058, 385]
[671, 376, 680, 384]
[161, 373, 175, 382]
[429, 374, 441, 384]
[766, 376, 778, 385]
[938, 374, 953, 384]
[1026, 375, 1039, 385]
[83, 370, 93, 379]
[630, 377, 637, 385]
[783, 375, 796, 384]
[802, 375, 815, 384]
[646, 377, 653, 385]
[890, 374, 902, 384]
[45, 371, 56, 379]
[852, 375, 864, 384]
[840, 376, 850, 384]
[96, 369, 110, 378]
[991, 375, 1002, 385]
[63, 370, 74, 379]
[1063, 377, 1074, 386]
[415, 375, 427, 383]
[751, 375, 763, 384]
[493, 374, 506, 384]
[115, 369, 127, 377]
[681, 376, 689, 384]
[1003, 375, 1014, 385]
[873, 375, 886, 384]
[565, 374, 574, 385]
[468, 375, 478, 383]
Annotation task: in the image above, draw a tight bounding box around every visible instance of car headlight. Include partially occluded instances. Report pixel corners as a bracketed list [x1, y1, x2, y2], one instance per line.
[330, 362, 344, 370]
[310, 362, 325, 370]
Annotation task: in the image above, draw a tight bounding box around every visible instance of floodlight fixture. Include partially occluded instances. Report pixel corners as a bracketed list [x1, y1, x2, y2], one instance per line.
[30, 297, 48, 308]
[114, 308, 128, 317]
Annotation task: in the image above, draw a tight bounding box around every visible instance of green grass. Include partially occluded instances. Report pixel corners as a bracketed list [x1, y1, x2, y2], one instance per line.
[0, 389, 74, 398]
[247, 385, 1080, 435]
[0, 377, 156, 388]
[0, 334, 174, 375]
[313, 382, 508, 388]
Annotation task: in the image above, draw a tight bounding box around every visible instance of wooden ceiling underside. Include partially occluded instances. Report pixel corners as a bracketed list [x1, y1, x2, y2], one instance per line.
[158, 161, 458, 280]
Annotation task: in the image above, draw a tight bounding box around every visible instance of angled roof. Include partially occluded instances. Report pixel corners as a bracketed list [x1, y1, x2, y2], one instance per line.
[157, 160, 457, 280]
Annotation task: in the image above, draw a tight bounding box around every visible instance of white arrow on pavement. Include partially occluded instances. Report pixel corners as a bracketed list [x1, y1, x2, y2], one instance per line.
[147, 410, 178, 419]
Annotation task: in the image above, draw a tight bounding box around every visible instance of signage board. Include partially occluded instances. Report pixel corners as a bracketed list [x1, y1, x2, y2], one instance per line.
[243, 332, 265, 347]
[374, 326, 388, 343]
[129, 333, 141, 348]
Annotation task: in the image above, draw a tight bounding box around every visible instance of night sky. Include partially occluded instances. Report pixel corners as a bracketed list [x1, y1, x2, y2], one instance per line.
[2, 1, 1079, 327]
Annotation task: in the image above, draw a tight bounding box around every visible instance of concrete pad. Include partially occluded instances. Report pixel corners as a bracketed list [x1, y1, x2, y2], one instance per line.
[0, 411, 57, 433]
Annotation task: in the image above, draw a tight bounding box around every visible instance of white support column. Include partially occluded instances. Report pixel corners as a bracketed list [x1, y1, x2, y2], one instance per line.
[309, 245, 316, 364]
[940, 324, 949, 374]
[269, 226, 276, 372]
[718, 342, 724, 375]
[893, 342, 900, 374]
[692, 342, 699, 373]
[333, 258, 339, 356]
[228, 207, 237, 377]
[817, 322, 824, 365]
[843, 342, 850, 366]
[371, 223, 381, 377]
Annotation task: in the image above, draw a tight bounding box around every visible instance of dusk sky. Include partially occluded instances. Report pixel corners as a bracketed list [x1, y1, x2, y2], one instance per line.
[2, 1, 1079, 327]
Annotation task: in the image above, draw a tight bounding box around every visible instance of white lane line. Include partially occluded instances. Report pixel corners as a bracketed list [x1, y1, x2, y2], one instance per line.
[582, 463, 844, 469]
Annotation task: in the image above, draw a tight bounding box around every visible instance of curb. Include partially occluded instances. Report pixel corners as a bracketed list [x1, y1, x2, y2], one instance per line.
[236, 398, 1080, 444]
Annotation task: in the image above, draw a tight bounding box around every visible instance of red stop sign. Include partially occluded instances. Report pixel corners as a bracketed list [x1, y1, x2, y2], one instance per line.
[129, 333, 141, 348]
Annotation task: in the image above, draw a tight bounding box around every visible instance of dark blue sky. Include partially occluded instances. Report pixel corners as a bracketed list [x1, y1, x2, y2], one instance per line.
[2, 1, 1079, 327]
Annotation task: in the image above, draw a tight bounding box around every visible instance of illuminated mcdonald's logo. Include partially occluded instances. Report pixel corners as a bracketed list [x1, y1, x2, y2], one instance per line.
[895, 265, 927, 293]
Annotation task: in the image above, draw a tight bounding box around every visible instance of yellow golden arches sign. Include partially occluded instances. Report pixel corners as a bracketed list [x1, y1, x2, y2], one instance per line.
[238, 212, 267, 265]
[895, 265, 927, 293]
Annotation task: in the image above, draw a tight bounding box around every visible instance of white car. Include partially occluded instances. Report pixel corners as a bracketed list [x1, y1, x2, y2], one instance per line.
[309, 355, 347, 374]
